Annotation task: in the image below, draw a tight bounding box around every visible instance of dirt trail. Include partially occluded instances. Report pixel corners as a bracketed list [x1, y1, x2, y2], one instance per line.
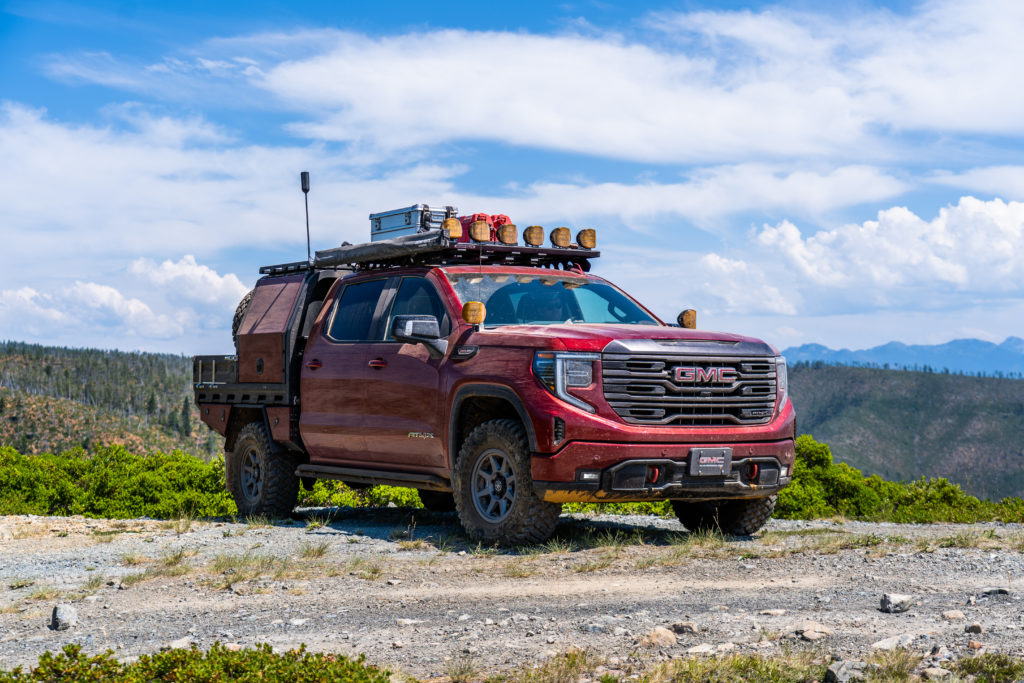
[1, 510, 1023, 677]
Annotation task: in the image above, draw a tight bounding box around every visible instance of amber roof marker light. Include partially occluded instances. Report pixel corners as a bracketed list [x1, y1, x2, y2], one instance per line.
[576, 229, 596, 250]
[497, 223, 518, 245]
[443, 217, 463, 240]
[550, 227, 571, 248]
[523, 225, 544, 247]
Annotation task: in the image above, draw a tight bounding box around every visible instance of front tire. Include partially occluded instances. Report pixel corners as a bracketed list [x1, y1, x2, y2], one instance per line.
[229, 422, 299, 517]
[671, 496, 776, 536]
[453, 419, 560, 546]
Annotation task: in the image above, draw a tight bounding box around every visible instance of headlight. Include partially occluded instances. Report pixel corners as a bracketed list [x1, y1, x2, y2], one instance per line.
[776, 355, 788, 412]
[533, 351, 600, 412]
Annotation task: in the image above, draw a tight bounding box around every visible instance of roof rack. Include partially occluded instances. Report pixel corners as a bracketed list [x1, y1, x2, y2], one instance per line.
[259, 230, 599, 276]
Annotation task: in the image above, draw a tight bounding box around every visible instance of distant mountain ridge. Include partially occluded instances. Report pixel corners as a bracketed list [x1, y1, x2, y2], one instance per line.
[783, 337, 1024, 376]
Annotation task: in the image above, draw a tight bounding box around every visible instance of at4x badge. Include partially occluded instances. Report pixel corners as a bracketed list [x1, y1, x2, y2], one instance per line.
[407, 432, 436, 439]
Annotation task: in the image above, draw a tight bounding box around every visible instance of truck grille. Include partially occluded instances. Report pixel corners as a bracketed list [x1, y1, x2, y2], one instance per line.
[602, 354, 777, 426]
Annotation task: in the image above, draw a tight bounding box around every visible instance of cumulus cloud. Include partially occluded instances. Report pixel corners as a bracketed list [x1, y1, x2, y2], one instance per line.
[41, 1, 1024, 166]
[130, 255, 248, 308]
[67, 282, 184, 339]
[757, 196, 1024, 310]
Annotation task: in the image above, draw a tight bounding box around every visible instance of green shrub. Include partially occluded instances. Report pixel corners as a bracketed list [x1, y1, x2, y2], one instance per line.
[776, 435, 1024, 523]
[0, 643, 390, 683]
[297, 480, 425, 510]
[0, 445, 234, 519]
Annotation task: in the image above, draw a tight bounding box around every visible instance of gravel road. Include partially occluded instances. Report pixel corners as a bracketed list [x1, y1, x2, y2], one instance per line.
[1, 509, 1023, 677]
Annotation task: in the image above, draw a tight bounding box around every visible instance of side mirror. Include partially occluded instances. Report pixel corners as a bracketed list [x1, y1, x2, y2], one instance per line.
[678, 309, 697, 329]
[391, 315, 448, 359]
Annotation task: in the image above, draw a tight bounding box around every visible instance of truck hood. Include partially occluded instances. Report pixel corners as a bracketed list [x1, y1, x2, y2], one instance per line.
[476, 323, 779, 355]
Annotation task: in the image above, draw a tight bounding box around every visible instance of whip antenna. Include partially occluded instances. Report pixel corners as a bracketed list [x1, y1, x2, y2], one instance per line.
[300, 171, 311, 263]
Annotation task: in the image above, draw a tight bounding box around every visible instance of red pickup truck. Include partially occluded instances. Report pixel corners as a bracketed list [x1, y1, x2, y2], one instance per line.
[194, 212, 795, 545]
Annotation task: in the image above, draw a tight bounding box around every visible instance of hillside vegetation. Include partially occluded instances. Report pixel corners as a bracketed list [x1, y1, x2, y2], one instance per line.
[790, 363, 1024, 500]
[3, 341, 1024, 501]
[0, 342, 218, 458]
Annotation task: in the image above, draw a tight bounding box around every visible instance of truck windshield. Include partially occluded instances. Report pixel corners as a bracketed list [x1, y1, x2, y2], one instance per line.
[448, 273, 661, 327]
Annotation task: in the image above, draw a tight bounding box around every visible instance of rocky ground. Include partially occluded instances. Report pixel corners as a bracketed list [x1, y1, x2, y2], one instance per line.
[1, 509, 1023, 679]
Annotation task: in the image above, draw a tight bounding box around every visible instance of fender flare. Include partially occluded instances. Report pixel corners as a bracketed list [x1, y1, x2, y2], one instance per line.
[449, 384, 538, 468]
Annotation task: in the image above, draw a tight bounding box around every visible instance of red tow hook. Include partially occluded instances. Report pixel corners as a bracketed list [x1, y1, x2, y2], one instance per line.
[746, 462, 760, 482]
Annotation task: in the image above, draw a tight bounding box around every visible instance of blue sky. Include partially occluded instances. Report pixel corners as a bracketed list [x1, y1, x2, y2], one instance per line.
[2, 0, 1023, 355]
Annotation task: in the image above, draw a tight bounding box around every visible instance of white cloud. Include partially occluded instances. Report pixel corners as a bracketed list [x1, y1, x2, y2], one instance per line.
[42, 1, 1024, 165]
[130, 255, 248, 308]
[697, 253, 797, 315]
[931, 166, 1024, 201]
[457, 164, 907, 230]
[67, 282, 184, 338]
[757, 196, 1024, 309]
[0, 288, 69, 339]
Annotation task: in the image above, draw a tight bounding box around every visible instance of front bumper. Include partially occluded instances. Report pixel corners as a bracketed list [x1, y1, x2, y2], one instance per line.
[531, 438, 794, 503]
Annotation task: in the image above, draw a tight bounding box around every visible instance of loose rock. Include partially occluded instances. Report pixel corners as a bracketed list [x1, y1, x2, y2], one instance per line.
[641, 627, 677, 647]
[796, 622, 832, 642]
[880, 593, 913, 614]
[686, 643, 714, 654]
[965, 622, 983, 634]
[921, 668, 952, 680]
[50, 605, 77, 631]
[670, 621, 698, 634]
[826, 660, 866, 683]
[871, 634, 914, 650]
[940, 610, 964, 621]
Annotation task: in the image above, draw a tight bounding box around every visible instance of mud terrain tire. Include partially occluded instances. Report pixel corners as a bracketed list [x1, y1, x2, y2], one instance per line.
[229, 422, 299, 517]
[453, 419, 560, 546]
[231, 289, 255, 349]
[418, 490, 456, 512]
[671, 496, 776, 536]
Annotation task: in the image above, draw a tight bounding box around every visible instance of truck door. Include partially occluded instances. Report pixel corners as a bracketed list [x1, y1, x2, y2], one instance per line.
[299, 278, 390, 465]
[358, 276, 450, 469]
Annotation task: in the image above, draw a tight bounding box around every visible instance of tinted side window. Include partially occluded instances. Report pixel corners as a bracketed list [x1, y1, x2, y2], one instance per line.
[386, 277, 451, 339]
[326, 279, 388, 341]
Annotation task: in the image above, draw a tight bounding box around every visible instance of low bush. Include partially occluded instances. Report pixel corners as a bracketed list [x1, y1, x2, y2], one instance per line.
[0, 445, 233, 519]
[0, 643, 390, 683]
[297, 480, 424, 509]
[776, 435, 1024, 523]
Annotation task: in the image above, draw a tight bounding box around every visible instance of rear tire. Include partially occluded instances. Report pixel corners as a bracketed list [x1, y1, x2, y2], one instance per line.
[228, 422, 299, 517]
[453, 419, 560, 546]
[418, 490, 456, 512]
[671, 496, 776, 536]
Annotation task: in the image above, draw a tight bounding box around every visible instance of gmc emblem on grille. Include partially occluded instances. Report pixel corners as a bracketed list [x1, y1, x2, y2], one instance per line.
[674, 366, 737, 384]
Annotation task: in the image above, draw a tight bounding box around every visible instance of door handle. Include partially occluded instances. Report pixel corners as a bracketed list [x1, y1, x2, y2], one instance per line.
[368, 358, 388, 369]
[305, 359, 322, 370]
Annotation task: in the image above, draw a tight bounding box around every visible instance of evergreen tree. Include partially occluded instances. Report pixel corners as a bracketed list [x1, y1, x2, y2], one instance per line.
[147, 392, 157, 415]
[180, 396, 191, 438]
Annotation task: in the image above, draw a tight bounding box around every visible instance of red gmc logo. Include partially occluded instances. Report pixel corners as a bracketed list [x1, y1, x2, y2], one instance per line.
[674, 366, 737, 384]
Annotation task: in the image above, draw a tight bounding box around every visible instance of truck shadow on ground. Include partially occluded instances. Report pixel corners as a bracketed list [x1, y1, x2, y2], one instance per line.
[279, 506, 749, 555]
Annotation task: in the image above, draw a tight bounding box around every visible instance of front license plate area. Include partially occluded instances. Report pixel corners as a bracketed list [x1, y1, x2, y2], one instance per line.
[689, 447, 732, 476]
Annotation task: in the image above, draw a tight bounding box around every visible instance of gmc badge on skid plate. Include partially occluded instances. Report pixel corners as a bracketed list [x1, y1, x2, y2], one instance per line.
[689, 447, 733, 476]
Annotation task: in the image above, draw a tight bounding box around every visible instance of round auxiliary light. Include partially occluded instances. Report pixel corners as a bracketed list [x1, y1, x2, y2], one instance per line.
[469, 220, 490, 242]
[442, 217, 462, 240]
[497, 223, 518, 245]
[678, 309, 697, 329]
[550, 227, 571, 248]
[576, 228, 596, 249]
[462, 301, 486, 325]
[523, 225, 545, 247]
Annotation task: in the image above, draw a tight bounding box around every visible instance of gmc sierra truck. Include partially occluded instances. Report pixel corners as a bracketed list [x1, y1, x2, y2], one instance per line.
[194, 205, 795, 544]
